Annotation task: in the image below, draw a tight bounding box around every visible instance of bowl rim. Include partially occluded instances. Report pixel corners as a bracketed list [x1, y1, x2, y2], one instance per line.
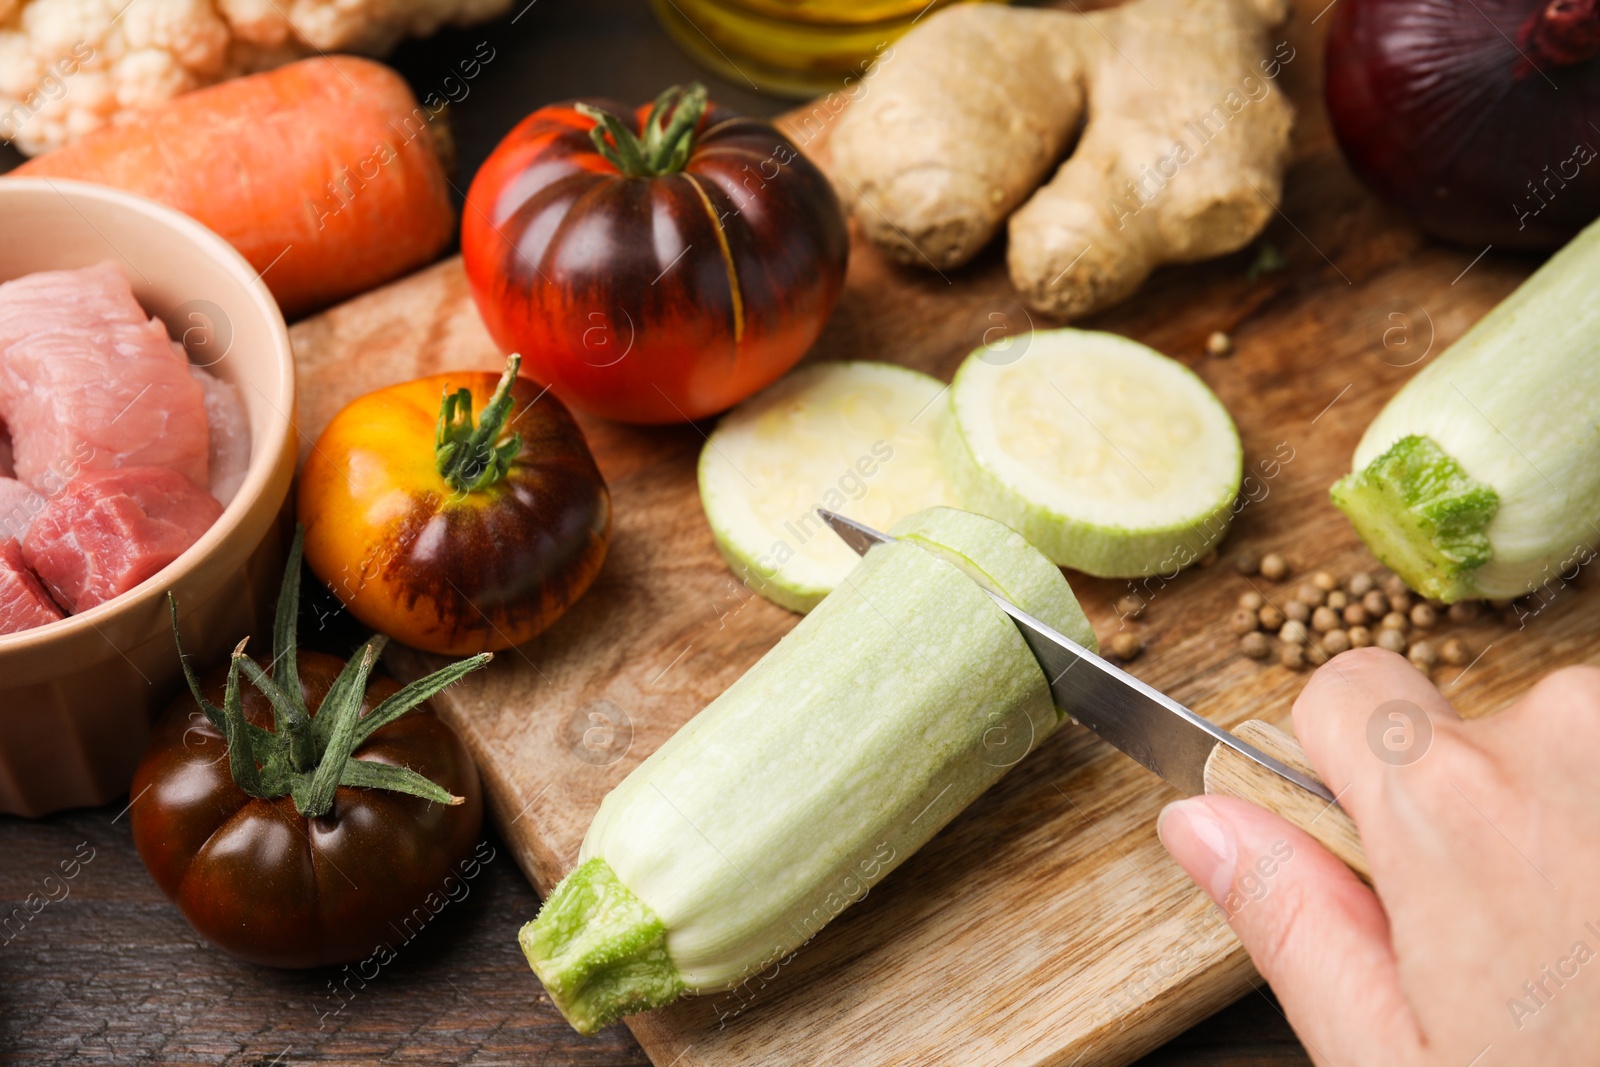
[0, 177, 298, 654]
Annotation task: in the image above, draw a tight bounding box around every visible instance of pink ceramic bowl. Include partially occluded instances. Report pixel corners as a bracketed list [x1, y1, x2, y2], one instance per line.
[0, 178, 297, 816]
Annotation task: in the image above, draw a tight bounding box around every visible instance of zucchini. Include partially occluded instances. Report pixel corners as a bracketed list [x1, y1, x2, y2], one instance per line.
[520, 507, 1094, 1034]
[1331, 218, 1600, 601]
[698, 361, 958, 613]
[941, 329, 1243, 577]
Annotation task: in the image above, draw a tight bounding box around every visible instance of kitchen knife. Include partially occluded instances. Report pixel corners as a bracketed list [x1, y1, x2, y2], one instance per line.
[819, 509, 1370, 883]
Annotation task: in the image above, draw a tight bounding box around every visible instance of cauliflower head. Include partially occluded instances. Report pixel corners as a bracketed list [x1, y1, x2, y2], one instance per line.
[0, 0, 511, 155]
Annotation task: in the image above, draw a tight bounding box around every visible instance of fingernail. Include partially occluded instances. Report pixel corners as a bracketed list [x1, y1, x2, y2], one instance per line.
[1157, 799, 1237, 905]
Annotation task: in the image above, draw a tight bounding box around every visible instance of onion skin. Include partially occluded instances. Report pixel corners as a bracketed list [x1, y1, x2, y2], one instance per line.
[1326, 0, 1600, 249]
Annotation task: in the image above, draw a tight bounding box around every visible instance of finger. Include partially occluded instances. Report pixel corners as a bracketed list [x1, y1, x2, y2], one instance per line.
[1159, 795, 1422, 1066]
[1291, 646, 1459, 827]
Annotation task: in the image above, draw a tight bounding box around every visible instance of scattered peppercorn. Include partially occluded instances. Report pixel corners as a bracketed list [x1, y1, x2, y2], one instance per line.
[1296, 582, 1326, 606]
[1116, 595, 1146, 620]
[1388, 590, 1413, 613]
[1285, 601, 1310, 624]
[1440, 637, 1471, 666]
[1279, 643, 1307, 670]
[1240, 631, 1270, 659]
[1235, 551, 1260, 577]
[1280, 620, 1309, 645]
[1342, 604, 1369, 628]
[1447, 600, 1483, 624]
[1410, 603, 1438, 629]
[1348, 626, 1372, 648]
[1229, 608, 1260, 635]
[1380, 611, 1410, 633]
[1238, 590, 1264, 611]
[1326, 590, 1348, 611]
[1347, 572, 1374, 597]
[1362, 590, 1388, 617]
[1206, 330, 1234, 357]
[1306, 643, 1330, 666]
[1111, 632, 1143, 660]
[1408, 640, 1437, 672]
[1312, 605, 1339, 633]
[1382, 573, 1409, 598]
[1311, 571, 1338, 593]
[1323, 629, 1352, 654]
[1377, 628, 1407, 653]
[1260, 553, 1288, 581]
[1259, 604, 1286, 631]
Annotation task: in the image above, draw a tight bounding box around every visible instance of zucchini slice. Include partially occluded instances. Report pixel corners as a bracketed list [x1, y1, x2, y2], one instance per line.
[521, 507, 1091, 1033]
[942, 329, 1242, 577]
[698, 361, 958, 612]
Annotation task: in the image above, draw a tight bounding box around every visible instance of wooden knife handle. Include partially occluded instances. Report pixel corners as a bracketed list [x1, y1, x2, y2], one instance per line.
[1202, 719, 1371, 885]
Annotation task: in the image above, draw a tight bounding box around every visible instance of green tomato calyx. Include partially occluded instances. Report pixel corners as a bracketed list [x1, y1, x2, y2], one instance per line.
[169, 525, 492, 818]
[576, 83, 709, 178]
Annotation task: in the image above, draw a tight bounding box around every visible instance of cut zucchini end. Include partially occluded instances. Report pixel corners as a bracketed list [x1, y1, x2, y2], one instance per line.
[519, 857, 685, 1035]
[1331, 434, 1500, 603]
[892, 506, 1098, 654]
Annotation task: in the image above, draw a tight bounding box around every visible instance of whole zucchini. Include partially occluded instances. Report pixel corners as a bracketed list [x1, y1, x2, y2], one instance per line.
[520, 507, 1094, 1033]
[1331, 217, 1600, 601]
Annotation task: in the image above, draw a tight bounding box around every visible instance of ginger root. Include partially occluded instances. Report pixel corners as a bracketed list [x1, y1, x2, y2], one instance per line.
[829, 0, 1294, 319]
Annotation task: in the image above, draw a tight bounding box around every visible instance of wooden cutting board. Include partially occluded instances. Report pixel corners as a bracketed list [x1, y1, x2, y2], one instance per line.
[289, 3, 1595, 1062]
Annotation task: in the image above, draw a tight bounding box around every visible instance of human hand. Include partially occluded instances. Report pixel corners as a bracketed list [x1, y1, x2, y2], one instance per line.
[1158, 647, 1600, 1066]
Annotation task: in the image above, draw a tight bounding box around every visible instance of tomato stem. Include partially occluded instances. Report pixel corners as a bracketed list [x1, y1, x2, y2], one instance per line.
[436, 354, 525, 494]
[169, 525, 490, 817]
[575, 84, 708, 177]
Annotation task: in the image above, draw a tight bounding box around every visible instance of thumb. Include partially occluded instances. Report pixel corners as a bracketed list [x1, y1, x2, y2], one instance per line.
[1158, 794, 1422, 1066]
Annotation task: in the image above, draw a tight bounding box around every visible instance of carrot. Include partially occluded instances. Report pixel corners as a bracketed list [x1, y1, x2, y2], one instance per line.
[15, 58, 454, 319]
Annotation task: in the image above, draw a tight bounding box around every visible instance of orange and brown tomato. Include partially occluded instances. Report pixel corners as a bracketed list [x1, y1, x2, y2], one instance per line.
[297, 363, 611, 655]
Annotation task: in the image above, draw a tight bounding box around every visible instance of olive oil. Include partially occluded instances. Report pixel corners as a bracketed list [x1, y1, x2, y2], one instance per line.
[650, 0, 1007, 98]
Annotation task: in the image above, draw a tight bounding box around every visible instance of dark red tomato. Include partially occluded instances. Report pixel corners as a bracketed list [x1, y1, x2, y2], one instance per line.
[462, 84, 849, 424]
[130, 651, 483, 968]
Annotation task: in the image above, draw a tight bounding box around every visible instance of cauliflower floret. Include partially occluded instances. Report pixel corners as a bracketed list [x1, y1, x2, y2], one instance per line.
[120, 0, 229, 74]
[0, 0, 512, 156]
[213, 0, 288, 46]
[113, 46, 199, 110]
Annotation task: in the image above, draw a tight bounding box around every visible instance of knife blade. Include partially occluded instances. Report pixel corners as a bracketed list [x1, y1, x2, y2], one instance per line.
[816, 509, 1340, 806]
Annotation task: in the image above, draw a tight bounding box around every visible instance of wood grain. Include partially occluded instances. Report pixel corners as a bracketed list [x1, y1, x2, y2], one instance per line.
[1205, 721, 1370, 884]
[283, 2, 1591, 1065]
[0, 796, 1309, 1066]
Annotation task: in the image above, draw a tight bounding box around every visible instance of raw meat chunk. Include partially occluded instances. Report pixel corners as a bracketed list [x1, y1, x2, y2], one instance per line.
[0, 477, 44, 543]
[23, 468, 223, 613]
[190, 366, 252, 506]
[0, 538, 64, 635]
[0, 262, 209, 492]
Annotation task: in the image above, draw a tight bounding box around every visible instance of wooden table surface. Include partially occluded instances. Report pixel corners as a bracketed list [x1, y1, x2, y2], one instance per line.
[0, 0, 1309, 1061]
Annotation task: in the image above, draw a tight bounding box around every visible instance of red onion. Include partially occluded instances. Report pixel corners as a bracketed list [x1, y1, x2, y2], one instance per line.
[1326, 0, 1600, 248]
